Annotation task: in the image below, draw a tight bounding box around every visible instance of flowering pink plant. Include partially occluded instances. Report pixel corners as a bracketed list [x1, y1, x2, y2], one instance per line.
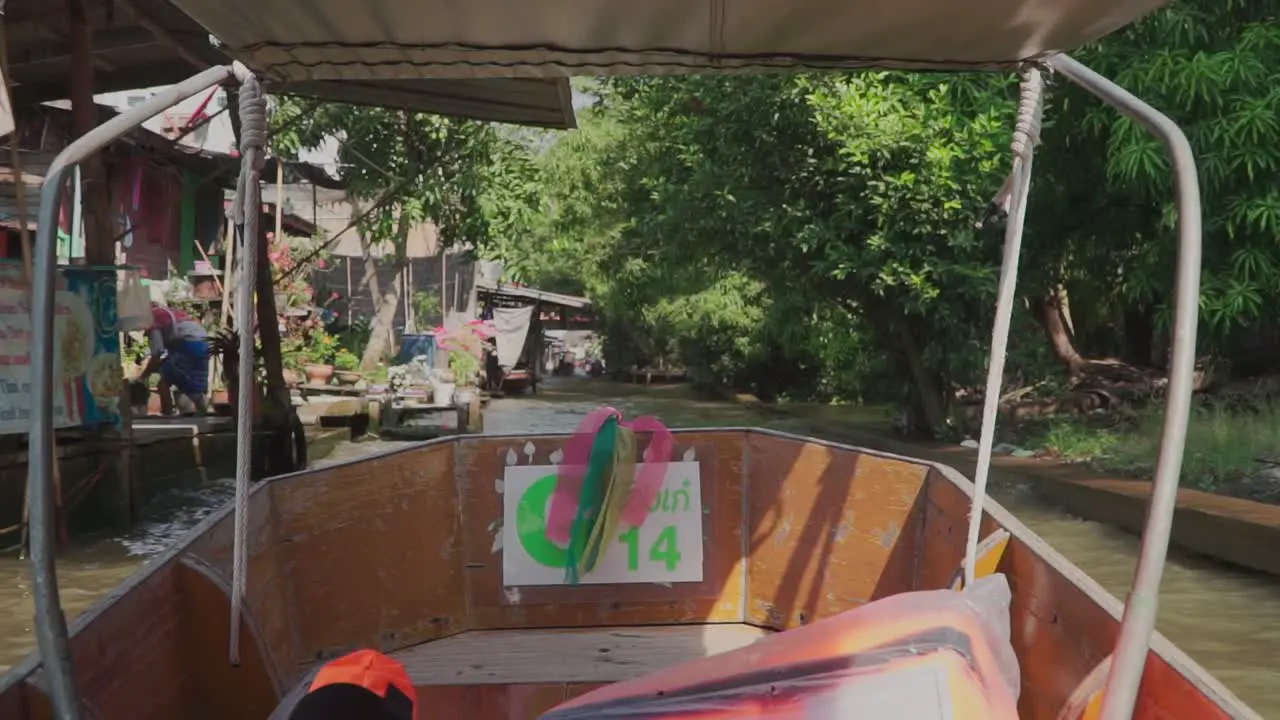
[433, 320, 494, 357]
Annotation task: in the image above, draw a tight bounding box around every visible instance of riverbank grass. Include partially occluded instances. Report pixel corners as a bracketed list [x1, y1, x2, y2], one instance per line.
[1032, 403, 1280, 503]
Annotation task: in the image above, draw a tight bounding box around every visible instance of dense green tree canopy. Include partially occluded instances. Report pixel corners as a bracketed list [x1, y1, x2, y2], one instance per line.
[271, 0, 1279, 435]
[473, 0, 1279, 437]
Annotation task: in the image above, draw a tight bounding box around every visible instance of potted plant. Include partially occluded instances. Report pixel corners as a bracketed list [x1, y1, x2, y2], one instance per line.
[448, 349, 481, 388]
[333, 348, 363, 386]
[302, 329, 338, 385]
[207, 329, 263, 418]
[280, 335, 305, 387]
[210, 378, 230, 407]
[432, 367, 457, 406]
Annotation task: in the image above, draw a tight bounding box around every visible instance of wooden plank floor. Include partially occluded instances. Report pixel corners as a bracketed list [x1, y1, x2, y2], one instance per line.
[389, 624, 771, 685]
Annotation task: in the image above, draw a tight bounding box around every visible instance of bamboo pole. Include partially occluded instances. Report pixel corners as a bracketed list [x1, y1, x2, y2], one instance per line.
[195, 239, 224, 296]
[208, 217, 236, 394]
[274, 159, 284, 247]
[219, 217, 236, 328]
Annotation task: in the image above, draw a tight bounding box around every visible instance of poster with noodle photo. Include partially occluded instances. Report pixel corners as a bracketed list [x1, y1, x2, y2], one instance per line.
[0, 262, 122, 435]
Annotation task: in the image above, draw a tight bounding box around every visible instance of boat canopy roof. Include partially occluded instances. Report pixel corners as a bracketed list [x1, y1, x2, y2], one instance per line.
[172, 0, 1167, 83]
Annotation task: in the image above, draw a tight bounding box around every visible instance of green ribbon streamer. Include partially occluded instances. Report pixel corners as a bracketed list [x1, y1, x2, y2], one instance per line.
[565, 415, 618, 583]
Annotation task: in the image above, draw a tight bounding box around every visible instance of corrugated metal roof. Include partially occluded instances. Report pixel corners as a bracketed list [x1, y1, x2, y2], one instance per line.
[476, 281, 591, 310]
[0, 184, 41, 230]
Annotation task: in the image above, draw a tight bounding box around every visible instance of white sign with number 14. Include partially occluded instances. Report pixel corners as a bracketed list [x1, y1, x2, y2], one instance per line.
[502, 462, 704, 586]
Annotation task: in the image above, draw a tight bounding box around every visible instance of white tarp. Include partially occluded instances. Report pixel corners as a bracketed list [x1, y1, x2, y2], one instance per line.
[0, 61, 12, 139]
[168, 0, 1169, 81]
[493, 305, 534, 369]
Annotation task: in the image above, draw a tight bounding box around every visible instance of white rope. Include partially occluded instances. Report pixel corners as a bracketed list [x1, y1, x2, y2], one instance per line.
[229, 61, 266, 665]
[963, 66, 1045, 589]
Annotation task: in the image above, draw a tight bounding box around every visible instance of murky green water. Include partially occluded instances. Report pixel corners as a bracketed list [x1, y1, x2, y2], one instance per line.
[1, 377, 1277, 715]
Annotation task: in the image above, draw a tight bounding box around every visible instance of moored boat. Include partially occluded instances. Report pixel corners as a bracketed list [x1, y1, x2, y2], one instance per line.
[499, 368, 533, 395]
[0, 429, 1257, 718]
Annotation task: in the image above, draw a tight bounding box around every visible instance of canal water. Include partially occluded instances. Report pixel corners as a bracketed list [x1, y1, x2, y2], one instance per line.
[1, 377, 1277, 715]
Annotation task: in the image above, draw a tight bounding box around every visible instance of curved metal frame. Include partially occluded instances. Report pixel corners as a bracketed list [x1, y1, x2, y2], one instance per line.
[26, 65, 237, 720]
[1046, 53, 1201, 720]
[23, 55, 1201, 720]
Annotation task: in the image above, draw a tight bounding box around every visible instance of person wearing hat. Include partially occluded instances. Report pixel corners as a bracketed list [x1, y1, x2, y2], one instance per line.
[287, 649, 418, 720]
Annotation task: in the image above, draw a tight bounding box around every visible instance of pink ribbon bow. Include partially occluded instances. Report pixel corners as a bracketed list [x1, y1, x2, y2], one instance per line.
[544, 406, 674, 544]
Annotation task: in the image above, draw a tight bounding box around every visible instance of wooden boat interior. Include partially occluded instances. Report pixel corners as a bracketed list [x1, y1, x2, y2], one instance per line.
[0, 429, 1247, 719]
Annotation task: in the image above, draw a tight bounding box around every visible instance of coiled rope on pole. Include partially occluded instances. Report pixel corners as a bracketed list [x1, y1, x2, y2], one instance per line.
[963, 65, 1045, 590]
[229, 61, 266, 665]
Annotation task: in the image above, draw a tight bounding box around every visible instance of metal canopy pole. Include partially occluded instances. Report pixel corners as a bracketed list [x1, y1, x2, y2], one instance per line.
[1044, 53, 1202, 720]
[27, 65, 236, 720]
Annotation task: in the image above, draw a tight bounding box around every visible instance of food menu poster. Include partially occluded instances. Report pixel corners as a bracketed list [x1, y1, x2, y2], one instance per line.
[0, 262, 122, 435]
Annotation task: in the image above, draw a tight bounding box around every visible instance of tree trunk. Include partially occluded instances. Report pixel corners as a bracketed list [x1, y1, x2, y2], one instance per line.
[355, 111, 422, 371]
[1056, 282, 1076, 338]
[358, 234, 381, 311]
[1122, 305, 1155, 368]
[1032, 288, 1089, 377]
[362, 243, 407, 370]
[896, 321, 950, 437]
[350, 195, 382, 304]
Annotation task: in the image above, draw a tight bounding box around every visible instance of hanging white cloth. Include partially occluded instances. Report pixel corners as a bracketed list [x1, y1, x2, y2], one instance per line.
[493, 305, 534, 369]
[116, 268, 152, 332]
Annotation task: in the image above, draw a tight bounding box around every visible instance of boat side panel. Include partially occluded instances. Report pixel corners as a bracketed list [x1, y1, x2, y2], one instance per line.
[268, 442, 466, 663]
[22, 564, 190, 720]
[172, 560, 279, 719]
[0, 678, 54, 720]
[185, 488, 296, 686]
[744, 433, 929, 629]
[0, 681, 24, 719]
[921, 470, 1233, 720]
[457, 432, 749, 628]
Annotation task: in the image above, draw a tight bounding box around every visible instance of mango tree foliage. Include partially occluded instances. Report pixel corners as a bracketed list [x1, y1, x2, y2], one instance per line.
[499, 73, 1017, 429]
[271, 99, 537, 367]
[424, 0, 1280, 438]
[1028, 0, 1280, 366]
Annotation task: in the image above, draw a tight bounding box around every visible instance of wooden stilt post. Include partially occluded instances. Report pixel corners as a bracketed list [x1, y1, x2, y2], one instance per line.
[1, 14, 70, 550]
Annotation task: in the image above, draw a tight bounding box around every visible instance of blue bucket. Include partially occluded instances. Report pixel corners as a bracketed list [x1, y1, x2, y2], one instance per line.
[395, 333, 437, 367]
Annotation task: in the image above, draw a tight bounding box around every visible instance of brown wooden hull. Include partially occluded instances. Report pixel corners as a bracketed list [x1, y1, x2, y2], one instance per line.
[0, 430, 1256, 719]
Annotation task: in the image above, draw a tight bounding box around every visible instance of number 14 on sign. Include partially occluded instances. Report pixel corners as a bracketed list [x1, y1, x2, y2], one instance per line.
[618, 525, 682, 572]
